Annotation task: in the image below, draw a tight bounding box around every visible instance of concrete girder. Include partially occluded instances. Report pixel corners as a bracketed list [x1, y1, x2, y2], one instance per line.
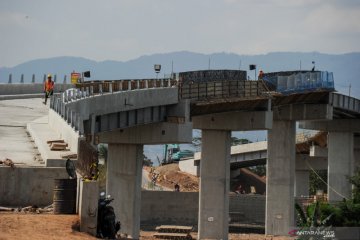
[273, 103, 332, 121]
[295, 154, 327, 171]
[192, 110, 272, 131]
[66, 88, 179, 121]
[299, 119, 360, 132]
[98, 122, 192, 145]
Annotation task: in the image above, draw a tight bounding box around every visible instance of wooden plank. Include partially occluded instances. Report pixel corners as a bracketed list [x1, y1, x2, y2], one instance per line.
[50, 143, 68, 147]
[153, 232, 191, 239]
[60, 152, 77, 159]
[156, 225, 193, 231]
[46, 139, 65, 144]
[50, 142, 68, 151]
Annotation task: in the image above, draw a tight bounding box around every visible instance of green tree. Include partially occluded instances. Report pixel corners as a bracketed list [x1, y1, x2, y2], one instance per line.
[231, 137, 252, 146]
[309, 170, 327, 195]
[143, 154, 153, 166]
[296, 169, 360, 227]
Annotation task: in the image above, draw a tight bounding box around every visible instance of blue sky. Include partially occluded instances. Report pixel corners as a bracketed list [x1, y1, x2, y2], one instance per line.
[1, 0, 360, 67]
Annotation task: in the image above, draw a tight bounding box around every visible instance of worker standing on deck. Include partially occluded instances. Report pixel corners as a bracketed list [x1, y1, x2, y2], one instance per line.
[44, 74, 54, 105]
[258, 70, 264, 80]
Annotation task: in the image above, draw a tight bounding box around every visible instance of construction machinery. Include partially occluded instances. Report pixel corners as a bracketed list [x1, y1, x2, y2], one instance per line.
[162, 144, 194, 165]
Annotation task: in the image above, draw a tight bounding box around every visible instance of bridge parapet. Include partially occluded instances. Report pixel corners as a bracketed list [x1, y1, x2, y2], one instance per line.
[73, 78, 177, 97]
[49, 78, 182, 136]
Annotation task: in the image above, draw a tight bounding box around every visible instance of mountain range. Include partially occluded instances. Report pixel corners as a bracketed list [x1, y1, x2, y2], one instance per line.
[1, 51, 360, 98]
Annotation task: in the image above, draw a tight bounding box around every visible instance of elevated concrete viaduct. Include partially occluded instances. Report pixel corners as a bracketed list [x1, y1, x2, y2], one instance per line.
[51, 83, 192, 238]
[46, 70, 360, 239]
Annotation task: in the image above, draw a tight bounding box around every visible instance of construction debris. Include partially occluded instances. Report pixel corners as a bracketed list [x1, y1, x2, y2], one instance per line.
[49, 142, 68, 151]
[60, 152, 77, 159]
[0, 158, 15, 168]
[46, 139, 69, 151]
[0, 204, 54, 213]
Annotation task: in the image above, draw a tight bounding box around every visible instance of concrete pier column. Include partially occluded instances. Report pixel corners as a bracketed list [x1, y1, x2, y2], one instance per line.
[198, 130, 231, 240]
[266, 120, 296, 236]
[328, 132, 354, 202]
[106, 143, 143, 239]
[355, 136, 360, 171]
[295, 171, 309, 197]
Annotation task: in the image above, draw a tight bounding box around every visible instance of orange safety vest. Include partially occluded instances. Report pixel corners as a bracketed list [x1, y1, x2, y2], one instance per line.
[44, 80, 54, 91]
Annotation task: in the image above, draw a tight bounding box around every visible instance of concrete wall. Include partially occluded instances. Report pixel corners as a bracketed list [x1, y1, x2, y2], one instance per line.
[0, 166, 68, 206]
[141, 191, 198, 226]
[179, 159, 200, 176]
[140, 191, 265, 226]
[49, 109, 79, 151]
[229, 194, 265, 224]
[0, 83, 73, 95]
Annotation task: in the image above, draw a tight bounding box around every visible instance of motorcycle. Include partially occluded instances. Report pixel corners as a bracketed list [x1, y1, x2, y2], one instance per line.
[97, 192, 121, 239]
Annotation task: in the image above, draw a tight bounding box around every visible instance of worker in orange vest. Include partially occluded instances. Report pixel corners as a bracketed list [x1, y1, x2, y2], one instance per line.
[44, 74, 54, 104]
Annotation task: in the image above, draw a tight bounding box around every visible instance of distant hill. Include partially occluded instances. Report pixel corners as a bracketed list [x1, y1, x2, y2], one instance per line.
[1, 51, 360, 97]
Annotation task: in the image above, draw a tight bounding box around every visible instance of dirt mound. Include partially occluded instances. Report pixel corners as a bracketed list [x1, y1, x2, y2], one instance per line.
[148, 163, 199, 192]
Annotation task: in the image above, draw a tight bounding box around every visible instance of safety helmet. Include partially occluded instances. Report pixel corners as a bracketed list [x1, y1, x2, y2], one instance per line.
[47, 74, 52, 78]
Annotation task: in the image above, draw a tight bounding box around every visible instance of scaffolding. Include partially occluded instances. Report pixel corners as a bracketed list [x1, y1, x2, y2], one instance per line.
[262, 71, 334, 94]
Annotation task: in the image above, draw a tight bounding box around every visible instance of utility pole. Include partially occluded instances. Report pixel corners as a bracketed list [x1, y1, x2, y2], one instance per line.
[349, 84, 351, 97]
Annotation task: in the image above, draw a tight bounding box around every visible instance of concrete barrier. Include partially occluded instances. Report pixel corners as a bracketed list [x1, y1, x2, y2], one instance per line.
[48, 109, 79, 152]
[179, 158, 200, 176]
[0, 166, 68, 206]
[0, 83, 73, 95]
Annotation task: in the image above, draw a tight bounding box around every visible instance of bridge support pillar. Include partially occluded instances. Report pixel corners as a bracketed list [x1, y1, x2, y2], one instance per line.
[355, 136, 360, 172]
[198, 130, 231, 240]
[295, 170, 309, 197]
[106, 143, 143, 239]
[328, 132, 354, 202]
[266, 120, 295, 236]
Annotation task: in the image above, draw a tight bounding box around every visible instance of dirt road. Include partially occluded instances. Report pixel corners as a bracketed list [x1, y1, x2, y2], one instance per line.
[0, 212, 294, 240]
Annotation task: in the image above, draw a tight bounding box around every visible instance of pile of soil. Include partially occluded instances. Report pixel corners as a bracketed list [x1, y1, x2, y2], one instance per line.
[147, 164, 199, 192]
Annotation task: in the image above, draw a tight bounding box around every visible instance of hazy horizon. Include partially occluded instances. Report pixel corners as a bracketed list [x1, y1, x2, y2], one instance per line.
[1, 0, 360, 67]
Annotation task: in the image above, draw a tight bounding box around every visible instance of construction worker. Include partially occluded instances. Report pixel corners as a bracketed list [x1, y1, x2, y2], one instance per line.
[174, 183, 180, 192]
[44, 74, 54, 104]
[258, 70, 264, 80]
